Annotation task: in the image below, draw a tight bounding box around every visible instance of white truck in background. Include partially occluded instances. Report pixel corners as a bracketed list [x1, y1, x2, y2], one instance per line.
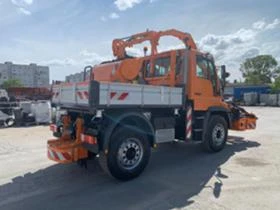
[0, 89, 15, 127]
[0, 89, 9, 101]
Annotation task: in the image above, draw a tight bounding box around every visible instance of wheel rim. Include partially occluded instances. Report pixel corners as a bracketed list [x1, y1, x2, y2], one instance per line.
[117, 138, 143, 170]
[212, 124, 225, 146]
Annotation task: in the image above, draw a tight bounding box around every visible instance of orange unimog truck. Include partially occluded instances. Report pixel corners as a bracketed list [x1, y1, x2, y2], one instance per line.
[48, 29, 257, 180]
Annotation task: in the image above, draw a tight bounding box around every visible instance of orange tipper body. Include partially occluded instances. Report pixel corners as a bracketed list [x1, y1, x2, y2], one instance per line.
[48, 29, 257, 180]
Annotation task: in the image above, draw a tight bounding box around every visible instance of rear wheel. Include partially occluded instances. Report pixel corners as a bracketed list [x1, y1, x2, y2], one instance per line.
[99, 126, 151, 181]
[202, 115, 228, 152]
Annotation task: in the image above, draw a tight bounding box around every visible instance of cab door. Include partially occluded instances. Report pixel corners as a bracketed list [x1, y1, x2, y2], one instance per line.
[190, 54, 221, 111]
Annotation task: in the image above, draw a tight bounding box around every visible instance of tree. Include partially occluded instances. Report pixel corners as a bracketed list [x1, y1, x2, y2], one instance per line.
[240, 55, 279, 85]
[2, 79, 23, 89]
[272, 76, 280, 93]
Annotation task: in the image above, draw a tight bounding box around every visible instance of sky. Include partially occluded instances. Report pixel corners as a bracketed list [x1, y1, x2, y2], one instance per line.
[0, 0, 279, 82]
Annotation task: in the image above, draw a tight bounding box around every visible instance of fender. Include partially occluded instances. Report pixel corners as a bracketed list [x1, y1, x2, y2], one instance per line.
[101, 111, 155, 152]
[204, 106, 232, 131]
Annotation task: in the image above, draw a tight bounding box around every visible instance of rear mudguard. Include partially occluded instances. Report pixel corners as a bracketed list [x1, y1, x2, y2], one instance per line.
[101, 111, 155, 151]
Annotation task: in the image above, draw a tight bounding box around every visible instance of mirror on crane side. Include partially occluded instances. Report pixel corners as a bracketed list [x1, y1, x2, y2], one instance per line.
[83, 65, 93, 81]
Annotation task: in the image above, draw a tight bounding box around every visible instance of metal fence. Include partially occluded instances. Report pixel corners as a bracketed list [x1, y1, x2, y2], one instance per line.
[243, 93, 280, 106]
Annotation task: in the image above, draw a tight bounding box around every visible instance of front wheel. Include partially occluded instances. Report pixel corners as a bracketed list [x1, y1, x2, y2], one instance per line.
[99, 126, 151, 181]
[202, 115, 228, 152]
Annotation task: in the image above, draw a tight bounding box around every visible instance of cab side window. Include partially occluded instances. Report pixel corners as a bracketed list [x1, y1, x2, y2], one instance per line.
[196, 55, 219, 94]
[208, 60, 218, 93]
[154, 57, 170, 77]
[196, 56, 208, 79]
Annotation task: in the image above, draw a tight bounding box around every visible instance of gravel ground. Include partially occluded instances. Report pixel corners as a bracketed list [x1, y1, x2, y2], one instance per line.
[0, 107, 279, 210]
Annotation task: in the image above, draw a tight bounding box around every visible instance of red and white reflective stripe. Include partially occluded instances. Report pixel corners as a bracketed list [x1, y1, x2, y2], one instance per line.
[76, 91, 89, 100]
[50, 124, 57, 132]
[247, 122, 256, 129]
[110, 92, 129, 100]
[186, 106, 192, 139]
[81, 133, 97, 144]
[48, 149, 71, 161]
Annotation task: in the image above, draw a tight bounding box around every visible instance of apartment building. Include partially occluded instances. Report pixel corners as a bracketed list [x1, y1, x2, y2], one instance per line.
[0, 62, 49, 87]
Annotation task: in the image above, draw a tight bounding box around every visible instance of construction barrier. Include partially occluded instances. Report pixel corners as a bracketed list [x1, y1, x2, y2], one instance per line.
[243, 92, 258, 106]
[267, 94, 278, 106]
[259, 94, 279, 106]
[259, 94, 269, 106]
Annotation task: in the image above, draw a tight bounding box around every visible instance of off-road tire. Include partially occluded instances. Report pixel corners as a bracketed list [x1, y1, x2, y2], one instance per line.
[202, 115, 228, 152]
[99, 126, 151, 181]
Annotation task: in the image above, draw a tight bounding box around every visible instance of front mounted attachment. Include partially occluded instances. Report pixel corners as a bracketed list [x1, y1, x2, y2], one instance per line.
[229, 103, 257, 131]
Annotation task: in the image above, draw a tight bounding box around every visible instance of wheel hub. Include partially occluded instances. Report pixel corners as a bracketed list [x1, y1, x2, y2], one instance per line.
[126, 148, 136, 160]
[212, 124, 225, 146]
[117, 138, 143, 170]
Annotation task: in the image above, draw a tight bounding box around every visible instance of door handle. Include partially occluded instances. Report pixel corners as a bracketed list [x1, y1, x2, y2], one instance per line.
[194, 92, 202, 96]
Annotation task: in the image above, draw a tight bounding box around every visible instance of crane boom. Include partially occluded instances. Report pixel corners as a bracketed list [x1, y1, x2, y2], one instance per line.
[112, 29, 197, 59]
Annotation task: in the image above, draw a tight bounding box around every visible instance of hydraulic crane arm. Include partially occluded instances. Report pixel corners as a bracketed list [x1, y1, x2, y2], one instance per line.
[157, 29, 197, 50]
[112, 29, 197, 59]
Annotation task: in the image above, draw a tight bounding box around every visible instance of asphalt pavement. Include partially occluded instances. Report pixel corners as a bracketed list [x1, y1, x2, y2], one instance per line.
[0, 107, 279, 210]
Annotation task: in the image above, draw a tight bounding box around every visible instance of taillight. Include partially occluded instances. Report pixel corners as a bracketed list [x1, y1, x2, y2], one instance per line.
[81, 134, 97, 144]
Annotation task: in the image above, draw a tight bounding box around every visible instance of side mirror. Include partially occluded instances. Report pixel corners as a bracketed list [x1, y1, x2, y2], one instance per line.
[221, 65, 230, 80]
[220, 65, 230, 91]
